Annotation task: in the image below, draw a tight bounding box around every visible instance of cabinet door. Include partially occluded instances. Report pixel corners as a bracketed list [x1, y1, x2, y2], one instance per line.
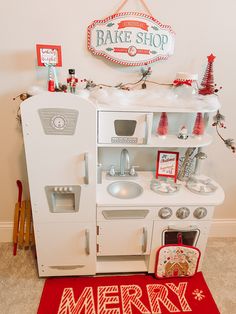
[35, 222, 96, 276]
[97, 221, 153, 256]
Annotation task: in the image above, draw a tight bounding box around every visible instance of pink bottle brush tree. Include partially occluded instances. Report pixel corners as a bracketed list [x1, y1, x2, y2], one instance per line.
[157, 112, 168, 137]
[192, 112, 204, 136]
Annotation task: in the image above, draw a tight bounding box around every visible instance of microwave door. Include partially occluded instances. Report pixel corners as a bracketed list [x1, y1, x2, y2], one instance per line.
[98, 112, 152, 144]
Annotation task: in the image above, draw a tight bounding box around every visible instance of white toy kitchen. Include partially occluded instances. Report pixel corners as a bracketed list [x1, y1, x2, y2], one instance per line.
[21, 89, 224, 277]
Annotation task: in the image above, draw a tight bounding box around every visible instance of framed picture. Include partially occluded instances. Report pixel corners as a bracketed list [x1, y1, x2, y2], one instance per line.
[156, 151, 179, 182]
[36, 44, 62, 67]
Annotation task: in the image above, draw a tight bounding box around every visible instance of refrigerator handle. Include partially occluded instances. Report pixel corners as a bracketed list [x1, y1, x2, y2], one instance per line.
[85, 229, 90, 255]
[84, 152, 89, 185]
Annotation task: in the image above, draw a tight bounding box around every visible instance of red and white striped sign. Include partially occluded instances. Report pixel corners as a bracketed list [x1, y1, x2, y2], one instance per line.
[87, 12, 175, 66]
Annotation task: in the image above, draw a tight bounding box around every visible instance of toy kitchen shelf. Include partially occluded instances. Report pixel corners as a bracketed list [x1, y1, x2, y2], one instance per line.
[95, 91, 221, 148]
[97, 134, 213, 148]
[94, 92, 221, 113]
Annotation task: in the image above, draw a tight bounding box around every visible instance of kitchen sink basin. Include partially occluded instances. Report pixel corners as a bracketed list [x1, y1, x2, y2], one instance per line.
[107, 181, 143, 199]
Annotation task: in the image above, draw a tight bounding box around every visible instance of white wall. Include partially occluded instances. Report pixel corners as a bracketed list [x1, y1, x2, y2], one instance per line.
[0, 0, 236, 239]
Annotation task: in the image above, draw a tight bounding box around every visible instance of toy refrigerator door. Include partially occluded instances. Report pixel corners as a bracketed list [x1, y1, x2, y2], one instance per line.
[35, 222, 96, 276]
[21, 93, 97, 223]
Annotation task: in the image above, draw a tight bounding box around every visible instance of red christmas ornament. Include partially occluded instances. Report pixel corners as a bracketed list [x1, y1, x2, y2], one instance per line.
[157, 112, 168, 136]
[193, 112, 205, 136]
[199, 54, 216, 95]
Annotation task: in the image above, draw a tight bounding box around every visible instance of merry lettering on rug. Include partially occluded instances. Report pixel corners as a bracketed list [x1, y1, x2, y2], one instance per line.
[37, 272, 220, 314]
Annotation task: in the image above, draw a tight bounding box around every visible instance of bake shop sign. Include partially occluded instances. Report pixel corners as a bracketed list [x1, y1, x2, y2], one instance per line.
[87, 12, 175, 66]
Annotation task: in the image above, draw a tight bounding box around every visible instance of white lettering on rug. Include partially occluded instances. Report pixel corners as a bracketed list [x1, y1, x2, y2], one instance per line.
[166, 283, 192, 312]
[146, 284, 180, 313]
[57, 282, 193, 314]
[97, 285, 120, 314]
[120, 285, 151, 314]
[57, 287, 96, 314]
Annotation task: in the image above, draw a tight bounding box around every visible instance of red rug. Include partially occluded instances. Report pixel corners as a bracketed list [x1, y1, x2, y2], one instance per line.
[37, 272, 219, 314]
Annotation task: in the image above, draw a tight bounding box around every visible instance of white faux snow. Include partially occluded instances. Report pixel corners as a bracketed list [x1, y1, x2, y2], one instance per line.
[83, 86, 221, 112]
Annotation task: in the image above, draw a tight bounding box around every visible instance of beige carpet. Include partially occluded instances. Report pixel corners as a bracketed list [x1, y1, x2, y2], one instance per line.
[0, 238, 236, 314]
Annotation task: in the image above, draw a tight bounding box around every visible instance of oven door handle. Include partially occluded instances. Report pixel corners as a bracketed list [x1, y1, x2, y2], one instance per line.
[168, 225, 199, 231]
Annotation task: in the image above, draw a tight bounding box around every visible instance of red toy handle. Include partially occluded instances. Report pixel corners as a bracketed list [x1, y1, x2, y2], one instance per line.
[177, 232, 183, 244]
[16, 180, 23, 207]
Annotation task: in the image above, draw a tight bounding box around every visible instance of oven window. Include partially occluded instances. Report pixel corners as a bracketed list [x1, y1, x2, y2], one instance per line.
[114, 120, 137, 136]
[163, 230, 199, 246]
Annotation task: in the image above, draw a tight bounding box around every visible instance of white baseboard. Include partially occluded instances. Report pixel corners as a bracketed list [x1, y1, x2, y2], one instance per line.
[209, 219, 236, 237]
[0, 219, 236, 243]
[0, 222, 13, 242]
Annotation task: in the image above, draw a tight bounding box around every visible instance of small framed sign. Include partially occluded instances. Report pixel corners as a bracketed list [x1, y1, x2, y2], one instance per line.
[88, 12, 175, 66]
[36, 44, 62, 67]
[156, 151, 179, 182]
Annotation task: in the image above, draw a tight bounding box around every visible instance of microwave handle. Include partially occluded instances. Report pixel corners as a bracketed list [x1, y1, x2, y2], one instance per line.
[84, 152, 89, 185]
[168, 225, 198, 231]
[146, 114, 152, 144]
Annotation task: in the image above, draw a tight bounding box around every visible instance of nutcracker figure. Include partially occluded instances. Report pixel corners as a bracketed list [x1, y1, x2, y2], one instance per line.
[67, 69, 78, 93]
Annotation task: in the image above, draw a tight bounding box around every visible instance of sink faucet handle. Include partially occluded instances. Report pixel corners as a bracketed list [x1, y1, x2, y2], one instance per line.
[129, 166, 139, 176]
[109, 165, 116, 176]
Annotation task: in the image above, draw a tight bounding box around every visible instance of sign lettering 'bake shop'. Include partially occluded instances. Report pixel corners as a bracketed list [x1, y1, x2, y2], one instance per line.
[88, 12, 175, 66]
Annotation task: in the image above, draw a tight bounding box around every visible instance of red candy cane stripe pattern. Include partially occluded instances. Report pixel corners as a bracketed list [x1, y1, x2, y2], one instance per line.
[57, 287, 95, 314]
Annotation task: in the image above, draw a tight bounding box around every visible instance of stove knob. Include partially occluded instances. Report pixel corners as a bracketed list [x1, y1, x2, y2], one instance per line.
[176, 207, 190, 219]
[63, 187, 68, 192]
[158, 207, 172, 219]
[194, 207, 207, 219]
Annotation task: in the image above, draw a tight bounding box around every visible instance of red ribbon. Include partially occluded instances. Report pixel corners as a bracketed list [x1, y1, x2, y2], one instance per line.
[173, 79, 193, 86]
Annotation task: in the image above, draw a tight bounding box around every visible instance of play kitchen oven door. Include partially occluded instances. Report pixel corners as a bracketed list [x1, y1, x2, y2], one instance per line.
[98, 111, 153, 144]
[163, 225, 200, 247]
[154, 220, 211, 254]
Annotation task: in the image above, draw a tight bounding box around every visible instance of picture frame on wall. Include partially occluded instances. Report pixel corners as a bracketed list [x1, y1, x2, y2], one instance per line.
[36, 44, 62, 67]
[156, 151, 179, 182]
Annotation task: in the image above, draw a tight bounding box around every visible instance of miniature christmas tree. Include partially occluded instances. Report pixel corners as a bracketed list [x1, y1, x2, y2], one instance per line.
[192, 112, 204, 136]
[199, 54, 216, 95]
[157, 112, 168, 137]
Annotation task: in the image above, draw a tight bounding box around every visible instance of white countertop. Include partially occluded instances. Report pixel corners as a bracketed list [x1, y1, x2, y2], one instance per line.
[96, 172, 225, 207]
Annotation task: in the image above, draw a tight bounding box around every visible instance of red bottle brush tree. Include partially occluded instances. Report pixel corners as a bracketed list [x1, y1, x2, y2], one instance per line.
[157, 112, 168, 136]
[199, 54, 217, 95]
[192, 112, 204, 136]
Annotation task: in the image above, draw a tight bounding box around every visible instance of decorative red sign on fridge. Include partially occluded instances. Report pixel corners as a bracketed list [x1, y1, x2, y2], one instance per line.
[87, 12, 175, 66]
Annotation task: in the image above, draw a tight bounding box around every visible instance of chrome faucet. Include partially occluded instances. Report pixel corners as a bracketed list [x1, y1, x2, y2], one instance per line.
[120, 149, 130, 176]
